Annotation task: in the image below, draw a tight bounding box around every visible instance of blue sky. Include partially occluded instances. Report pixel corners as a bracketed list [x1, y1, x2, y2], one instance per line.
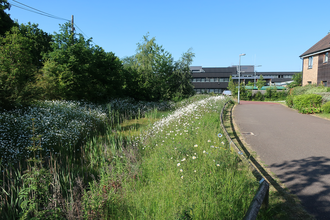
[6, 0, 330, 71]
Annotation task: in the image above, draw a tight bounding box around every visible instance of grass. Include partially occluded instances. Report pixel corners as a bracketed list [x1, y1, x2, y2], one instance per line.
[0, 95, 268, 219]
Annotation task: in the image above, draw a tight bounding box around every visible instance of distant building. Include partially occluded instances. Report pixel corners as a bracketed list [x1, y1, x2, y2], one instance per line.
[300, 33, 330, 86]
[190, 66, 298, 94]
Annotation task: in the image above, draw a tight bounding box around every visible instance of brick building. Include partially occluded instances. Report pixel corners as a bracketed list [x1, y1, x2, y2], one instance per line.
[300, 33, 330, 86]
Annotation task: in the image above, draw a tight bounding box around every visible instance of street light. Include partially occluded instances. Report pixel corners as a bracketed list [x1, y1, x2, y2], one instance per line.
[237, 53, 246, 104]
[254, 65, 262, 88]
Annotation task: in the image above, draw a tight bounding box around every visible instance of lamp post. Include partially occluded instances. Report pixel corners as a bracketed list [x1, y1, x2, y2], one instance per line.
[254, 65, 262, 89]
[237, 53, 246, 104]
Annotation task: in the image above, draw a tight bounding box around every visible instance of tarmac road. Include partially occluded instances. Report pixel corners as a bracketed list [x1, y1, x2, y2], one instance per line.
[233, 101, 330, 220]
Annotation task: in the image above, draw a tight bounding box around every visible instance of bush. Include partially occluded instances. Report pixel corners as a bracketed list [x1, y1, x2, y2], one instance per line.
[253, 91, 264, 101]
[322, 101, 330, 113]
[293, 94, 322, 114]
[286, 95, 294, 108]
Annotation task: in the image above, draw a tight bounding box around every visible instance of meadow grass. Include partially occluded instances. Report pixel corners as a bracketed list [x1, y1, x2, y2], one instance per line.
[0, 95, 261, 219]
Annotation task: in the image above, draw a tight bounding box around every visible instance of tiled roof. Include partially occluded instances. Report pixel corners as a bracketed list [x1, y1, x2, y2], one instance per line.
[300, 33, 330, 57]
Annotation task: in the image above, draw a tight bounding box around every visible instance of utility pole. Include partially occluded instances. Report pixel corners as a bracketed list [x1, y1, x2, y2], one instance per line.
[71, 15, 75, 34]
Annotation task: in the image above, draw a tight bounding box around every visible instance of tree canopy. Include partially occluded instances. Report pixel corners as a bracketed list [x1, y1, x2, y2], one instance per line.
[123, 34, 195, 101]
[0, 0, 15, 36]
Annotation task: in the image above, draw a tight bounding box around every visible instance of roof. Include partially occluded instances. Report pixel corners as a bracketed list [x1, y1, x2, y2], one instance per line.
[300, 33, 330, 58]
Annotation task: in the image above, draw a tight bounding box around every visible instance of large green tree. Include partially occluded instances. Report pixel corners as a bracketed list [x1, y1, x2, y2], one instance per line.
[0, 0, 15, 36]
[123, 34, 194, 101]
[40, 22, 123, 102]
[19, 22, 53, 70]
[0, 26, 37, 108]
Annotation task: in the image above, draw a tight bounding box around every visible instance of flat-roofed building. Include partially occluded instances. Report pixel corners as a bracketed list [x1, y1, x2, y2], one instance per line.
[190, 66, 299, 93]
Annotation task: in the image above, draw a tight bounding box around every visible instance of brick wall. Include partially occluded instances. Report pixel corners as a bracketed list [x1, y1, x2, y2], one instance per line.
[302, 56, 318, 86]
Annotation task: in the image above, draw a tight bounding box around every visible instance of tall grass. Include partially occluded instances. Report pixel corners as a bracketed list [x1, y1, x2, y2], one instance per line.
[0, 95, 259, 219]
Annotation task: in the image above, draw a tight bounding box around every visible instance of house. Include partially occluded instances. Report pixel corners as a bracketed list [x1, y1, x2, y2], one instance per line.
[300, 33, 330, 86]
[190, 66, 297, 94]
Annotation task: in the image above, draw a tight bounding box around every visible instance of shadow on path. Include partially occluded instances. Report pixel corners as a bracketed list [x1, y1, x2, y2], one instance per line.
[269, 157, 330, 220]
[227, 103, 316, 219]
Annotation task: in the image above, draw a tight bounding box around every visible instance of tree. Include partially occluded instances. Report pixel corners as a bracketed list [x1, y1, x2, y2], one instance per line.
[40, 22, 123, 102]
[257, 74, 266, 90]
[19, 22, 53, 70]
[0, 26, 37, 108]
[227, 76, 238, 96]
[123, 34, 195, 101]
[287, 72, 302, 88]
[0, 0, 16, 36]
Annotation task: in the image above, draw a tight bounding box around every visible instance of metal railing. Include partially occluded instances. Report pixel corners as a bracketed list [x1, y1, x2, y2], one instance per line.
[220, 99, 269, 220]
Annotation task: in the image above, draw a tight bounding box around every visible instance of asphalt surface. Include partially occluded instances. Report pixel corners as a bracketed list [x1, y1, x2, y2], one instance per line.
[233, 101, 330, 220]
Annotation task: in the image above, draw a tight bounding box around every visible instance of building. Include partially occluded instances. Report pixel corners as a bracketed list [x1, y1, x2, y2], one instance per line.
[190, 66, 298, 94]
[190, 66, 235, 94]
[300, 33, 330, 86]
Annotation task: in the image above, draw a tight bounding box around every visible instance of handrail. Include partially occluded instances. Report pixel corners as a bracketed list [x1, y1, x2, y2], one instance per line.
[220, 99, 269, 220]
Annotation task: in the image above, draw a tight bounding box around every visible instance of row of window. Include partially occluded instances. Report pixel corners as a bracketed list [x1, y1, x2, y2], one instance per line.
[192, 77, 229, 82]
[194, 88, 224, 94]
[308, 52, 329, 69]
[232, 75, 292, 78]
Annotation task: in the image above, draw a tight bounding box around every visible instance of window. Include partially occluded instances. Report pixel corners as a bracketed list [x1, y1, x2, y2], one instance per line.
[210, 89, 214, 93]
[325, 52, 329, 63]
[214, 78, 219, 82]
[196, 89, 201, 93]
[205, 78, 210, 82]
[308, 56, 313, 68]
[192, 78, 197, 82]
[214, 89, 219, 93]
[201, 78, 205, 82]
[210, 78, 214, 82]
[323, 81, 328, 87]
[308, 81, 312, 85]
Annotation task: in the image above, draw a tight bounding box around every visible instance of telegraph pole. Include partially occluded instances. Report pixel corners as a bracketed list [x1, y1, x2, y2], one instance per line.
[71, 15, 75, 34]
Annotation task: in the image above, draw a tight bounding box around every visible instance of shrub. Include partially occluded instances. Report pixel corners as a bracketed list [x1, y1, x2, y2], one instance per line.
[322, 101, 330, 113]
[253, 91, 264, 101]
[286, 95, 294, 108]
[327, 87, 330, 92]
[293, 94, 322, 114]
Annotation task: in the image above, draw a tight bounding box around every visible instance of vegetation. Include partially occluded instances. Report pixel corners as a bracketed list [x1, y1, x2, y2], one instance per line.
[287, 72, 302, 89]
[122, 34, 195, 101]
[286, 84, 330, 114]
[227, 77, 288, 101]
[256, 74, 266, 90]
[0, 96, 265, 219]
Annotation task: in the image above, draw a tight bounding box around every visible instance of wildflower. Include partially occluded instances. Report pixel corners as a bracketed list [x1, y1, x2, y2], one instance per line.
[218, 133, 223, 138]
[208, 140, 211, 142]
[177, 163, 181, 166]
[210, 145, 214, 148]
[194, 144, 198, 148]
[181, 158, 186, 162]
[221, 141, 225, 145]
[217, 164, 220, 167]
[203, 150, 206, 153]
[180, 169, 183, 172]
[192, 156, 196, 159]
[194, 170, 197, 172]
[181, 176, 183, 179]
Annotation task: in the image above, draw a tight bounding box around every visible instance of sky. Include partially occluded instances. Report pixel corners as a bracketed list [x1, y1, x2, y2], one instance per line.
[5, 0, 330, 72]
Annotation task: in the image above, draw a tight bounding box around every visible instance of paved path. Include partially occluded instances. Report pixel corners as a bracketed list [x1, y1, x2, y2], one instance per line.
[233, 101, 330, 220]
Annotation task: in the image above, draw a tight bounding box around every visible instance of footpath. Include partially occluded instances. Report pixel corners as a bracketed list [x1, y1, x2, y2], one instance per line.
[234, 101, 330, 220]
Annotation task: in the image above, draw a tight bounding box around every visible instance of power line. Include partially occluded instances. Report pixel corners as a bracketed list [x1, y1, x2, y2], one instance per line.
[9, 0, 97, 45]
[10, 0, 69, 21]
